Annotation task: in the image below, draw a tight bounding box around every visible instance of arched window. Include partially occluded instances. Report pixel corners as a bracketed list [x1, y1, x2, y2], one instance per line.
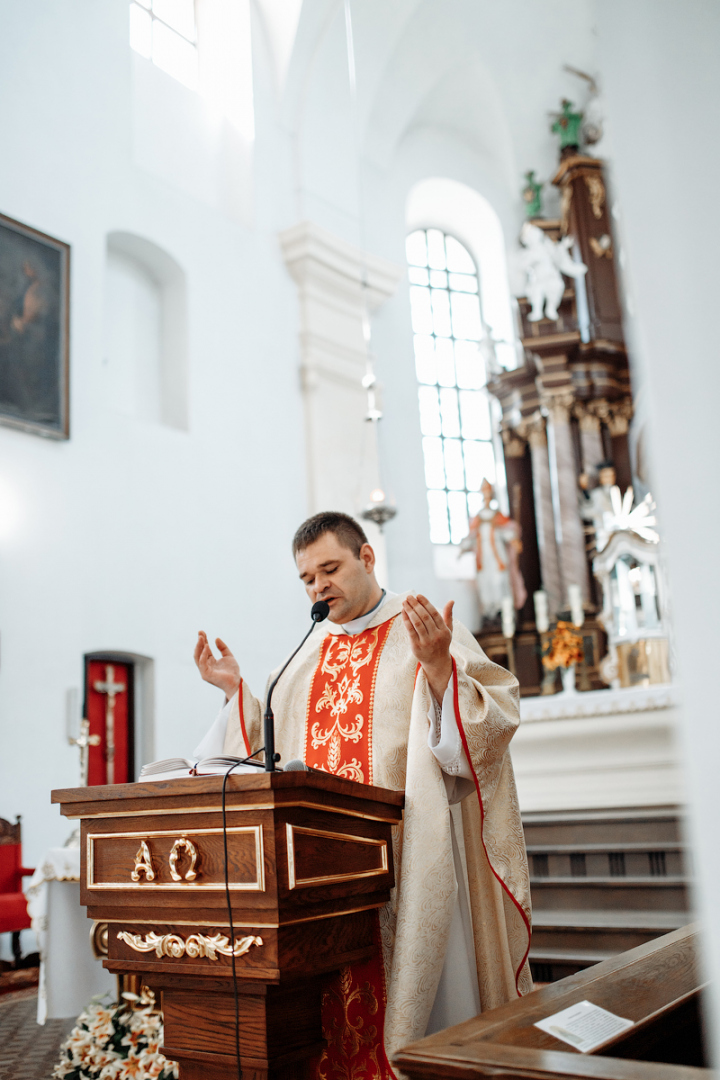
[130, 0, 199, 91]
[406, 228, 497, 545]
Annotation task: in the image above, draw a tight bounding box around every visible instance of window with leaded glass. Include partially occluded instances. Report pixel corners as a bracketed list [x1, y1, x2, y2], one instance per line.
[406, 228, 498, 545]
[130, 0, 199, 91]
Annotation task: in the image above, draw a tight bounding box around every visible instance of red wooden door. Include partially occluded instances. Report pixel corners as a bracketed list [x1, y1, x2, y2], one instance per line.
[86, 661, 132, 785]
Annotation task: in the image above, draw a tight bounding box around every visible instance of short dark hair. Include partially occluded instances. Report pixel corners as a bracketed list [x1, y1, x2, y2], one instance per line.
[292, 511, 368, 558]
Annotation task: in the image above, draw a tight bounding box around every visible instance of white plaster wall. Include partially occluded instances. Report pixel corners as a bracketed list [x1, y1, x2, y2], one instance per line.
[593, 0, 720, 1057]
[0, 0, 308, 863]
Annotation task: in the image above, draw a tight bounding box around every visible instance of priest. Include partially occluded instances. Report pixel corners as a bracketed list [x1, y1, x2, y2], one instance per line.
[193, 511, 531, 1078]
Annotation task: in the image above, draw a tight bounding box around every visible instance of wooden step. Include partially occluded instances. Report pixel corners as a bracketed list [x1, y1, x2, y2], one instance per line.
[529, 876, 689, 911]
[526, 841, 686, 854]
[528, 946, 617, 965]
[528, 848, 686, 878]
[530, 909, 689, 955]
[522, 806, 684, 848]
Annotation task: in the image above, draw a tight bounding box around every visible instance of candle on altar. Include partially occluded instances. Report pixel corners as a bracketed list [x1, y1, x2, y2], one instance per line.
[501, 596, 515, 639]
[533, 590, 549, 633]
[568, 583, 585, 627]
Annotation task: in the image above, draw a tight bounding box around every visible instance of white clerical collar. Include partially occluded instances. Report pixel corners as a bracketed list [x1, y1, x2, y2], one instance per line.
[340, 589, 398, 635]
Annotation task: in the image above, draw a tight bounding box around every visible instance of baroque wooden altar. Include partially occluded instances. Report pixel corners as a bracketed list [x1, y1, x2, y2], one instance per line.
[51, 772, 404, 1080]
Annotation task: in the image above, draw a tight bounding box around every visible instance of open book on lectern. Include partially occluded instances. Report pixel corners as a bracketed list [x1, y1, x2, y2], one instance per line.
[139, 755, 261, 782]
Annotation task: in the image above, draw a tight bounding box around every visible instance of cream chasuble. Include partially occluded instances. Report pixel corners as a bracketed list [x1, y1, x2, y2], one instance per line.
[216, 591, 532, 1075]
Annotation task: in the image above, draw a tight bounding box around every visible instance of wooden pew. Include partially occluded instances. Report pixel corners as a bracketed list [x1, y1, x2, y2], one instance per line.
[394, 924, 710, 1080]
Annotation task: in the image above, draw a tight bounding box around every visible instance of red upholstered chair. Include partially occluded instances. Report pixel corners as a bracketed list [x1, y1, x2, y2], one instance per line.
[0, 816, 35, 966]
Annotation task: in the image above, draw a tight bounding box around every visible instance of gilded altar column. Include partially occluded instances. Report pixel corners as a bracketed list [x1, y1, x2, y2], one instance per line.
[501, 430, 541, 620]
[607, 401, 634, 493]
[525, 417, 563, 617]
[575, 404, 605, 474]
[544, 392, 591, 603]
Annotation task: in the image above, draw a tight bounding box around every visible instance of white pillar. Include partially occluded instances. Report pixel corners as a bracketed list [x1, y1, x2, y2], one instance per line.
[279, 222, 403, 585]
[596, 0, 720, 1060]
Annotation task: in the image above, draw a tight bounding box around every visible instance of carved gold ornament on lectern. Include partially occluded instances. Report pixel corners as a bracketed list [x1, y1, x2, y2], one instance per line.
[130, 840, 155, 882]
[117, 930, 263, 961]
[168, 837, 198, 881]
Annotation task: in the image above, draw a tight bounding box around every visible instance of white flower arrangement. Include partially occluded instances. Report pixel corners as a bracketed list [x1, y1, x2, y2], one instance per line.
[53, 988, 179, 1080]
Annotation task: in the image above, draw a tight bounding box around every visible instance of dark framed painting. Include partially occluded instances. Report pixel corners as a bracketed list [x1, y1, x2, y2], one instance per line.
[0, 212, 70, 438]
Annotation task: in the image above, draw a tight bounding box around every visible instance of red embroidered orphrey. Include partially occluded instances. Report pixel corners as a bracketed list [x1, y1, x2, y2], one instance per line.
[305, 621, 397, 1080]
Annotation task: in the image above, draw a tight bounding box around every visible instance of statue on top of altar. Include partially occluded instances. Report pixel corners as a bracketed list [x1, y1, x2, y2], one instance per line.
[579, 461, 659, 553]
[460, 479, 527, 624]
[522, 170, 543, 219]
[551, 98, 584, 151]
[519, 221, 588, 321]
[579, 459, 618, 553]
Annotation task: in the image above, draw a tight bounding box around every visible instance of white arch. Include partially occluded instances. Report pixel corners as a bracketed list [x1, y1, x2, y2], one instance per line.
[105, 232, 189, 431]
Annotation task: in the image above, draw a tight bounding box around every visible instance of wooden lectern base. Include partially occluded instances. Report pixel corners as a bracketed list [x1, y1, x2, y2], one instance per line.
[159, 974, 326, 1079]
[52, 771, 404, 1080]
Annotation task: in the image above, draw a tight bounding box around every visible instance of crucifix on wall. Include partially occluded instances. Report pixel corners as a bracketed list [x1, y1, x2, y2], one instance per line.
[85, 658, 133, 785]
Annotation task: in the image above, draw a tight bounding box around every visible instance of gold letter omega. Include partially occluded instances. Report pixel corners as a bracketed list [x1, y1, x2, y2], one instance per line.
[169, 837, 198, 882]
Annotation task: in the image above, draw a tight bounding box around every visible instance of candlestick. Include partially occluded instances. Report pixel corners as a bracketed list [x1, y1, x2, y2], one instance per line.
[501, 596, 515, 639]
[533, 590, 549, 633]
[568, 583, 585, 627]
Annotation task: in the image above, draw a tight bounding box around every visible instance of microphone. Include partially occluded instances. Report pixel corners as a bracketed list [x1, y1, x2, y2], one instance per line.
[263, 600, 330, 772]
[284, 759, 325, 775]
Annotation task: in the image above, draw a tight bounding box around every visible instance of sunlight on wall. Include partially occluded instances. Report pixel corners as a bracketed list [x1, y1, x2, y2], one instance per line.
[0, 476, 22, 541]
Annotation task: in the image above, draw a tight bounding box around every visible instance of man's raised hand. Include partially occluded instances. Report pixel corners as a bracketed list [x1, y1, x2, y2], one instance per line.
[193, 632, 241, 700]
[401, 594, 454, 703]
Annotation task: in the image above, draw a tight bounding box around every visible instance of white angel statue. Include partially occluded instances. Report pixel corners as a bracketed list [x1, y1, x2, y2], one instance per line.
[519, 221, 588, 322]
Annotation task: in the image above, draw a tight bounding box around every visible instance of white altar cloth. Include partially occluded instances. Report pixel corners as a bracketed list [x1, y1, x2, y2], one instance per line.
[25, 846, 115, 1024]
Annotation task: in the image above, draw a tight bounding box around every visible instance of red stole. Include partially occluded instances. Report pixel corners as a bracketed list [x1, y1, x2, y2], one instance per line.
[305, 621, 397, 1080]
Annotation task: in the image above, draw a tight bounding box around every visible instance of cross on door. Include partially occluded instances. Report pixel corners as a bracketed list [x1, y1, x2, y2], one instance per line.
[93, 664, 127, 785]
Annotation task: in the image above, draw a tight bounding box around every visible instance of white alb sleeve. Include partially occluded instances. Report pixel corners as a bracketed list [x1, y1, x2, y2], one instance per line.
[192, 696, 234, 760]
[427, 684, 475, 804]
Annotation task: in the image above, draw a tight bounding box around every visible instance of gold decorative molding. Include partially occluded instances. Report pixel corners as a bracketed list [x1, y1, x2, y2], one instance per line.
[77, 799, 397, 823]
[518, 414, 547, 449]
[501, 427, 527, 458]
[587, 398, 633, 436]
[560, 184, 573, 235]
[542, 390, 575, 424]
[117, 930, 263, 961]
[88, 825, 264, 892]
[573, 402, 601, 433]
[589, 235, 613, 259]
[585, 174, 606, 219]
[169, 837, 198, 882]
[131, 840, 155, 882]
[90, 921, 109, 958]
[286, 823, 388, 890]
[606, 401, 633, 436]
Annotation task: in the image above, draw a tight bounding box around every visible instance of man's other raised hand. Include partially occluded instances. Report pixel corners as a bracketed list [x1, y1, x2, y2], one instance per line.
[193, 631, 241, 700]
[401, 594, 454, 704]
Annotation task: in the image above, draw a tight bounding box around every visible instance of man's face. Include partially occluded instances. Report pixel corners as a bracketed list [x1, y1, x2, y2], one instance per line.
[599, 467, 616, 488]
[296, 532, 377, 624]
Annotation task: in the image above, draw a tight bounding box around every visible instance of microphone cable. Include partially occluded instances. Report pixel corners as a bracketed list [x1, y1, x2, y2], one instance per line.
[221, 599, 331, 1076]
[221, 748, 264, 1080]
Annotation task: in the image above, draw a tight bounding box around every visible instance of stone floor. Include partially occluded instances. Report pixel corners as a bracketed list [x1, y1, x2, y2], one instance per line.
[0, 991, 75, 1080]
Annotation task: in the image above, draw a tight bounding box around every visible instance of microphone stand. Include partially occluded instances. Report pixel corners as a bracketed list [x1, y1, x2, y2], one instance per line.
[263, 601, 330, 772]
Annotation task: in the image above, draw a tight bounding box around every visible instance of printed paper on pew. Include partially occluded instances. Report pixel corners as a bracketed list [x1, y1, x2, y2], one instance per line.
[534, 999, 634, 1053]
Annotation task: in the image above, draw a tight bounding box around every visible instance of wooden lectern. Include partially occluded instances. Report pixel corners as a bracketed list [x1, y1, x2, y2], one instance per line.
[52, 771, 404, 1080]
